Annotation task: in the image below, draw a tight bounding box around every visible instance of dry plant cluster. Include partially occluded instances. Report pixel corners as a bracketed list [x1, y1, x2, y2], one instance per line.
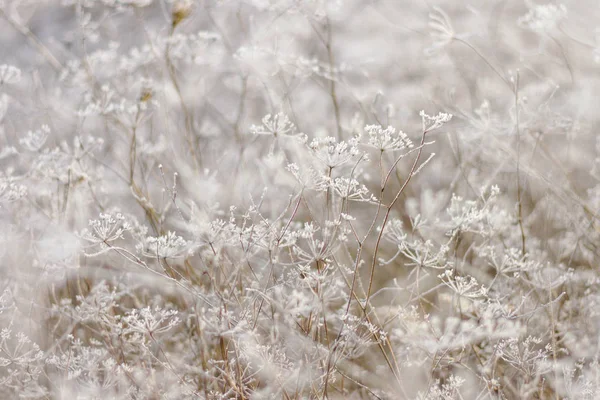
[1, 0, 600, 398]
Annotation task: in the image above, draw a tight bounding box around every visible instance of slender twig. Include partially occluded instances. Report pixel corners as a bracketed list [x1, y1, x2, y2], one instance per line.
[0, 8, 63, 71]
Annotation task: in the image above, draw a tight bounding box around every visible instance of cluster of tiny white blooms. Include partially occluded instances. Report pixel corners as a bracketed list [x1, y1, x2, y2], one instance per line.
[420, 110, 453, 132]
[482, 246, 535, 277]
[330, 177, 377, 202]
[139, 231, 189, 258]
[438, 269, 488, 299]
[495, 336, 553, 376]
[415, 375, 465, 400]
[19, 125, 50, 152]
[446, 185, 500, 236]
[0, 329, 45, 394]
[250, 112, 297, 138]
[382, 218, 407, 245]
[79, 213, 131, 255]
[290, 222, 328, 263]
[286, 163, 329, 191]
[3, 0, 600, 398]
[337, 314, 386, 359]
[122, 306, 180, 336]
[77, 84, 144, 118]
[0, 64, 21, 85]
[307, 136, 361, 168]
[518, 2, 568, 34]
[363, 124, 413, 152]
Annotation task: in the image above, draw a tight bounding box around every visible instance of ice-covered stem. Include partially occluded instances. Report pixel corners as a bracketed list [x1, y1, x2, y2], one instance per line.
[366, 111, 451, 305]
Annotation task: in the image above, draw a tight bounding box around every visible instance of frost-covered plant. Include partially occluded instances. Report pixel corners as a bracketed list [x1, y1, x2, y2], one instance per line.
[1, 0, 600, 398]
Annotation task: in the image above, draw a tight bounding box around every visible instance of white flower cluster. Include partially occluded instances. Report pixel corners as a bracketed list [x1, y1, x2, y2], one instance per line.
[308, 136, 361, 168]
[331, 177, 377, 203]
[122, 306, 180, 336]
[139, 231, 189, 258]
[2, 1, 598, 398]
[439, 269, 488, 299]
[79, 212, 131, 255]
[286, 163, 329, 191]
[420, 110, 453, 132]
[19, 125, 50, 152]
[250, 112, 298, 138]
[363, 124, 414, 152]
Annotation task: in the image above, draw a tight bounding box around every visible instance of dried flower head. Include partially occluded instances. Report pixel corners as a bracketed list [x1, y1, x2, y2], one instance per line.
[363, 124, 414, 152]
[172, 0, 193, 28]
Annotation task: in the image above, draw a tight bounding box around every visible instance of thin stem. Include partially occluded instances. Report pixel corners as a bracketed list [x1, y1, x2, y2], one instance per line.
[514, 70, 527, 256]
[0, 8, 63, 72]
[366, 128, 429, 304]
